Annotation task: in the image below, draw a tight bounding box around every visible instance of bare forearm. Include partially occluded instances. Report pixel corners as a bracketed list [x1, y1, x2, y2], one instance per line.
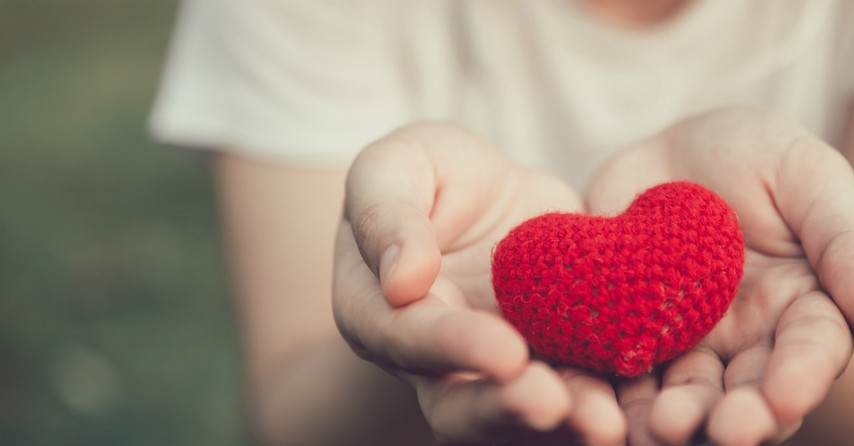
[212, 154, 435, 444]
[843, 99, 854, 166]
[249, 336, 435, 446]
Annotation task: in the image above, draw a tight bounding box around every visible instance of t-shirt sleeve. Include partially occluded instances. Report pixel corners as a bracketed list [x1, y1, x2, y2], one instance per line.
[835, 1, 854, 97]
[149, 0, 413, 166]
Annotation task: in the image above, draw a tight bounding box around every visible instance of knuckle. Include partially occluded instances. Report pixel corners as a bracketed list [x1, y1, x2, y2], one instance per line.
[351, 201, 385, 243]
[349, 201, 388, 272]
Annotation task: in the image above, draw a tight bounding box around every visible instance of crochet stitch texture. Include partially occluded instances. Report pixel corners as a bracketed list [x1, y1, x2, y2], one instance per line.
[492, 181, 745, 377]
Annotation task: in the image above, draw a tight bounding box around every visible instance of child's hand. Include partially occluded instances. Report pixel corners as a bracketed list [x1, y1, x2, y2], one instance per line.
[333, 123, 626, 445]
[586, 107, 854, 446]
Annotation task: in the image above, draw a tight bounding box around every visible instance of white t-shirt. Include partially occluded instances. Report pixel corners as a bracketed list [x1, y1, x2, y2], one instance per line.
[150, 0, 854, 191]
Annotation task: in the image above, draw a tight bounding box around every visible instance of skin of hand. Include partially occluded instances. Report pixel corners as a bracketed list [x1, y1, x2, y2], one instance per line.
[332, 122, 627, 445]
[585, 107, 854, 446]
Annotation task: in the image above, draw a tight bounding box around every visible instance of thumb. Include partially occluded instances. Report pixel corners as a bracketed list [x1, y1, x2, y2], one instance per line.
[344, 136, 441, 307]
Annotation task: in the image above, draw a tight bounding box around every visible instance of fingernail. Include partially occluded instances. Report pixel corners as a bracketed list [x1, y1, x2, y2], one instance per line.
[380, 244, 400, 284]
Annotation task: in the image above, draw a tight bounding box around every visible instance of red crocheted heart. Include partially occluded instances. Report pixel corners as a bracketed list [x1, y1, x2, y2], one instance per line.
[492, 181, 744, 377]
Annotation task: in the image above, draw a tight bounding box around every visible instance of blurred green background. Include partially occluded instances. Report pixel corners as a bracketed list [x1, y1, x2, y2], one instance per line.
[1, 1, 246, 444]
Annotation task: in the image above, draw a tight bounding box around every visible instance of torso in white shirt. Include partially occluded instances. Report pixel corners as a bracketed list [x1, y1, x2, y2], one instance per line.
[150, 0, 854, 191]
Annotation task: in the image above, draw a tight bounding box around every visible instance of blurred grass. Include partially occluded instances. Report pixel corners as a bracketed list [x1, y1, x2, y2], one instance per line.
[0, 1, 245, 445]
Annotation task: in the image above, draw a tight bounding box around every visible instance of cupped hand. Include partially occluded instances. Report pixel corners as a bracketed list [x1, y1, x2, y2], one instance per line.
[333, 122, 626, 445]
[586, 107, 854, 446]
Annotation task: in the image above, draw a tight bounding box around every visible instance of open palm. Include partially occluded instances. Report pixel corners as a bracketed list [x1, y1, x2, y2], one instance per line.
[586, 108, 854, 446]
[334, 123, 624, 444]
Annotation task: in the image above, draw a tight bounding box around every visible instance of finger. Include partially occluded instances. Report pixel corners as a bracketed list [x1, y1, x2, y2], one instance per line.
[561, 369, 626, 446]
[346, 123, 525, 308]
[617, 374, 658, 446]
[379, 296, 529, 381]
[707, 343, 776, 445]
[763, 290, 853, 425]
[345, 138, 442, 307]
[334, 225, 528, 380]
[586, 139, 673, 215]
[353, 292, 530, 381]
[723, 340, 771, 390]
[773, 139, 854, 322]
[649, 345, 724, 445]
[414, 362, 571, 444]
[707, 387, 777, 446]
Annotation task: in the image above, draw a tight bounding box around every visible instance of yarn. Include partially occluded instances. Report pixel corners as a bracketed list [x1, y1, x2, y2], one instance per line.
[491, 181, 744, 377]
